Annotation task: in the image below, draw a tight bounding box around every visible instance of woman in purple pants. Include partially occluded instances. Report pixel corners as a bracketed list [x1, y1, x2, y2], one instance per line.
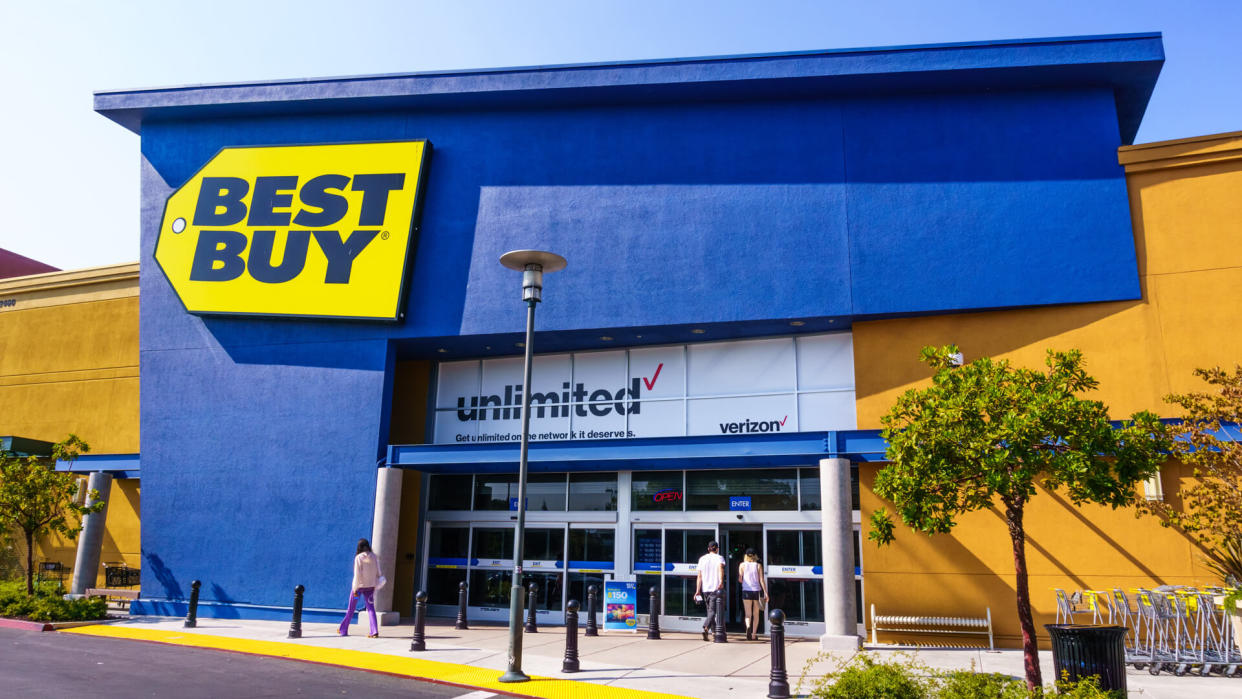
[339, 538, 383, 637]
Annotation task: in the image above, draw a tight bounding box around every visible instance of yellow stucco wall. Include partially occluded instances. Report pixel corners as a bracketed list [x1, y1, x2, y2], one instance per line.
[389, 360, 431, 616]
[0, 263, 141, 583]
[854, 131, 1242, 647]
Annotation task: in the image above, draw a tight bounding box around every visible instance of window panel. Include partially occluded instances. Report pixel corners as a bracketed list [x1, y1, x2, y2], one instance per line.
[632, 471, 683, 511]
[685, 469, 796, 511]
[468, 570, 511, 607]
[568, 472, 618, 511]
[471, 527, 514, 560]
[426, 569, 466, 605]
[799, 466, 860, 511]
[428, 474, 473, 511]
[569, 528, 614, 566]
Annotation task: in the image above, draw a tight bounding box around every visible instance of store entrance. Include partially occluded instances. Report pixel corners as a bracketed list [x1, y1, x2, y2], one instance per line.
[720, 525, 763, 632]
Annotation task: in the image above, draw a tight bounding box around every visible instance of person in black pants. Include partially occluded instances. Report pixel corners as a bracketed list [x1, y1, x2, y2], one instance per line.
[693, 541, 726, 640]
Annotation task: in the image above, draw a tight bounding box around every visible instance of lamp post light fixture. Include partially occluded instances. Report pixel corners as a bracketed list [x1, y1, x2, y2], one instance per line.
[497, 249, 566, 684]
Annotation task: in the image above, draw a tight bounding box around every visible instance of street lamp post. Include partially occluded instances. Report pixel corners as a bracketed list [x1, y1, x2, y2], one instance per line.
[497, 249, 566, 684]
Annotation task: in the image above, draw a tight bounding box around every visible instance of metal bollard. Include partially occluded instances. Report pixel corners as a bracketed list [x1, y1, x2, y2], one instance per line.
[647, 586, 661, 639]
[525, 582, 538, 633]
[713, 592, 728, 643]
[288, 584, 305, 639]
[455, 580, 469, 630]
[562, 599, 580, 673]
[584, 585, 598, 637]
[184, 579, 201, 628]
[410, 590, 427, 651]
[767, 609, 790, 699]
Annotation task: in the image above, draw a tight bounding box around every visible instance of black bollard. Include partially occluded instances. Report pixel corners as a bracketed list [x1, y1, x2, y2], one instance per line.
[288, 584, 305, 639]
[455, 580, 469, 630]
[712, 591, 728, 643]
[184, 579, 201, 628]
[525, 582, 539, 633]
[646, 586, 661, 640]
[410, 590, 427, 651]
[562, 599, 580, 673]
[584, 585, 598, 637]
[767, 609, 790, 699]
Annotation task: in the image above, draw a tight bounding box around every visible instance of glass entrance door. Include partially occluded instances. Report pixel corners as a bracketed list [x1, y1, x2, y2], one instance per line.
[720, 525, 763, 632]
[631, 525, 718, 632]
[467, 525, 515, 620]
[424, 522, 573, 624]
[520, 527, 566, 624]
[567, 526, 615, 629]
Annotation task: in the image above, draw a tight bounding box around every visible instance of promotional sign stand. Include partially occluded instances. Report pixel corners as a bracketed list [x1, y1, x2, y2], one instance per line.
[603, 580, 639, 633]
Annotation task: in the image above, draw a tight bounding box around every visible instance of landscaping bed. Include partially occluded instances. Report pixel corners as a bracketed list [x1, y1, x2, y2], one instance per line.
[0, 580, 109, 625]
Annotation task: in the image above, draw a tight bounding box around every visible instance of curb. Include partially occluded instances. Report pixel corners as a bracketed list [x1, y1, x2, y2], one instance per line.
[61, 624, 685, 699]
[0, 616, 121, 632]
[0, 617, 53, 631]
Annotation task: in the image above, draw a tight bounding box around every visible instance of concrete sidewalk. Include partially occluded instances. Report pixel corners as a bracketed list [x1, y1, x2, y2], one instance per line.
[65, 616, 1241, 698]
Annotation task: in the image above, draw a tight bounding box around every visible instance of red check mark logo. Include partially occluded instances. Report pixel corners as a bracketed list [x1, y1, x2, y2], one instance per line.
[780, 415, 788, 426]
[642, 363, 664, 391]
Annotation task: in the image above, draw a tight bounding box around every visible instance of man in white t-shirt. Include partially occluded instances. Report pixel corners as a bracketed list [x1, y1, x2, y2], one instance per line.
[693, 540, 726, 641]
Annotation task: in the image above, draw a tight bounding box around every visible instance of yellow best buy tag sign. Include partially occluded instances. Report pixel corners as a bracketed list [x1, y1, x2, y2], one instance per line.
[156, 141, 430, 320]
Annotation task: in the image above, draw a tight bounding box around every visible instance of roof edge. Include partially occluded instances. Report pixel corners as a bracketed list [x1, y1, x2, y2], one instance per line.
[0, 261, 139, 294]
[93, 32, 1165, 142]
[1120, 129, 1242, 171]
[93, 32, 1163, 99]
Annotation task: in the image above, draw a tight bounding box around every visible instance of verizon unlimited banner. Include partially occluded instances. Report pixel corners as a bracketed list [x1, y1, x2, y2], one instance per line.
[432, 333, 855, 444]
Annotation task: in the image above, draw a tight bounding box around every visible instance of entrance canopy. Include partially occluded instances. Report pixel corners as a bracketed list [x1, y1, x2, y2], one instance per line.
[54, 453, 141, 480]
[389, 429, 887, 473]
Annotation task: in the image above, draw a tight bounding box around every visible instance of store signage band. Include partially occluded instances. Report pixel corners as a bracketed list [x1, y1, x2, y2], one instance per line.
[431, 334, 857, 444]
[155, 140, 430, 321]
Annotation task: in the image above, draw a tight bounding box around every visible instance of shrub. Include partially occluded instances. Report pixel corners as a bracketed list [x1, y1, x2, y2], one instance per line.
[801, 653, 1125, 699]
[0, 577, 108, 622]
[808, 654, 932, 699]
[937, 669, 1028, 699]
[1048, 673, 1122, 699]
[25, 595, 107, 622]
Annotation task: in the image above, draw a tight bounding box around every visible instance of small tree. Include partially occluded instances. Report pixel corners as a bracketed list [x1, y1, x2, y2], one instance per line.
[868, 347, 1170, 691]
[0, 435, 103, 594]
[1141, 366, 1242, 584]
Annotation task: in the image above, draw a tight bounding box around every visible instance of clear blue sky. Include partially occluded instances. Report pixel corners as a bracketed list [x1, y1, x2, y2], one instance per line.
[3, 0, 1239, 270]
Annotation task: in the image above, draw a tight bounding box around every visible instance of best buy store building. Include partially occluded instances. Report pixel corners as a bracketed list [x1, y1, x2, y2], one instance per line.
[6, 32, 1242, 648]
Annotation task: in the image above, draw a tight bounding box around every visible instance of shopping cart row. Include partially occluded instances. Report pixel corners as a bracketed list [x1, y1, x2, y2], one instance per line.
[1055, 587, 1241, 677]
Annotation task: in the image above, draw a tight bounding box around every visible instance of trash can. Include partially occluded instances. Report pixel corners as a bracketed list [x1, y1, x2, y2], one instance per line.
[1044, 624, 1128, 693]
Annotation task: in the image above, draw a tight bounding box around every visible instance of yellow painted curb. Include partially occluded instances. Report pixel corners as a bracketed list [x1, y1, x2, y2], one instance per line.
[60, 624, 684, 699]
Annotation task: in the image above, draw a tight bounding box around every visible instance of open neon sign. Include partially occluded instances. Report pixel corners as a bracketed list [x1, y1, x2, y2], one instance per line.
[653, 488, 682, 503]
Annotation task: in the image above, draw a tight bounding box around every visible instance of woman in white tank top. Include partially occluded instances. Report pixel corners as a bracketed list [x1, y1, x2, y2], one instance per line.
[737, 548, 768, 641]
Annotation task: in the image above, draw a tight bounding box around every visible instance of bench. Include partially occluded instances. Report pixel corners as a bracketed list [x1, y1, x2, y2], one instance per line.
[870, 604, 994, 650]
[85, 588, 139, 611]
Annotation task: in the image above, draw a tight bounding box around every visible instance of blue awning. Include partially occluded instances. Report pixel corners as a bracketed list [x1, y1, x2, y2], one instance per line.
[388, 429, 887, 473]
[54, 453, 140, 480]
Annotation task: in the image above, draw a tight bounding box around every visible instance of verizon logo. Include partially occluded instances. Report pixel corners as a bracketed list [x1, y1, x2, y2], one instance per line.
[719, 416, 788, 434]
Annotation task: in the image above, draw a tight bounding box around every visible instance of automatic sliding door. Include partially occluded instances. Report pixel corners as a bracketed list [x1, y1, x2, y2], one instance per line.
[633, 528, 662, 617]
[765, 527, 827, 637]
[521, 527, 566, 623]
[568, 527, 615, 627]
[467, 526, 515, 620]
[660, 527, 716, 631]
[425, 525, 468, 617]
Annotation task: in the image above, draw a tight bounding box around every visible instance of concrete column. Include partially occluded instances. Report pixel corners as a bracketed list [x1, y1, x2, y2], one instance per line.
[819, 457, 861, 651]
[70, 472, 113, 595]
[615, 471, 633, 579]
[371, 466, 403, 625]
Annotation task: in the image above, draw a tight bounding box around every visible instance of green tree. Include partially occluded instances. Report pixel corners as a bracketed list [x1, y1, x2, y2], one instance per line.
[1141, 366, 1242, 583]
[868, 347, 1170, 691]
[0, 435, 103, 595]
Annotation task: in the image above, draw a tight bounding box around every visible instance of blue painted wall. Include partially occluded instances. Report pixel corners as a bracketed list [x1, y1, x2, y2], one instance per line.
[133, 50, 1144, 614]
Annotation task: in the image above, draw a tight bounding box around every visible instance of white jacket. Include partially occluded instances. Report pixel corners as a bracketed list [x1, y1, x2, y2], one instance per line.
[351, 552, 381, 592]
